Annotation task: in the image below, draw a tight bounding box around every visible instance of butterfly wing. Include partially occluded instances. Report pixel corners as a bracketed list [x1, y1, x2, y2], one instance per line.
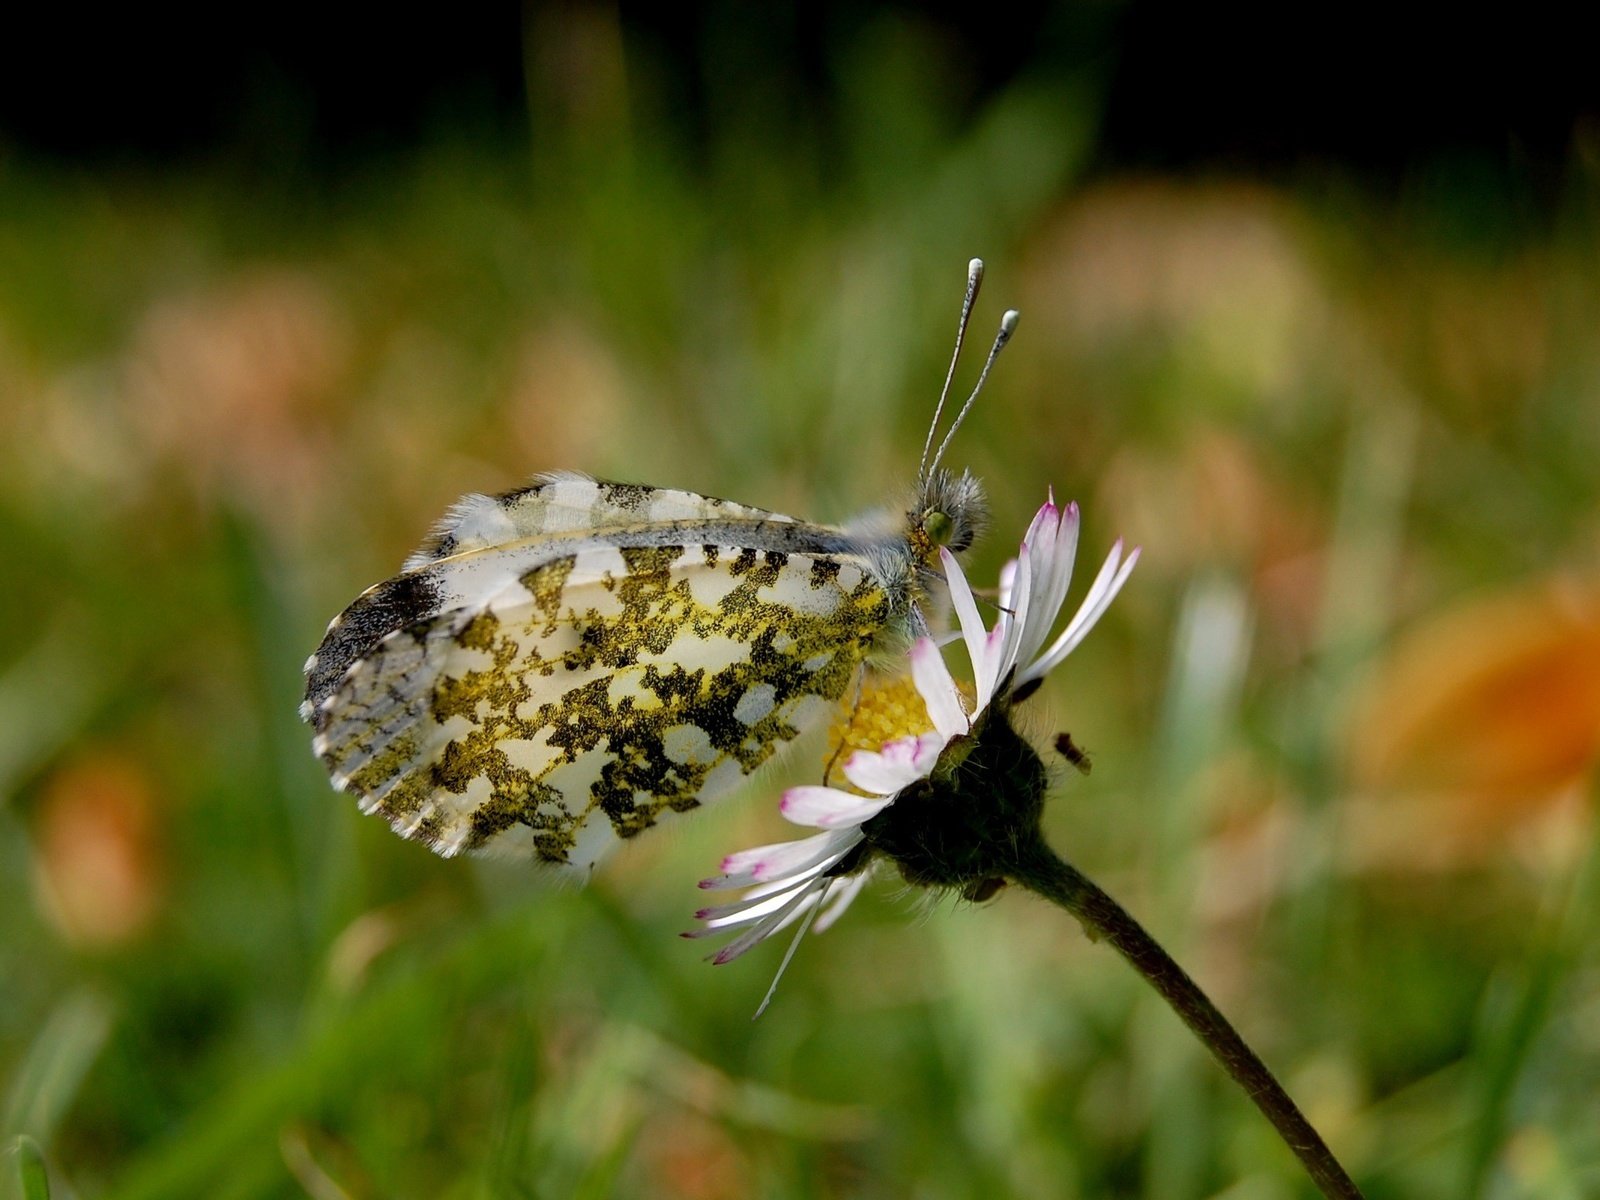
[401, 473, 798, 571]
[306, 475, 834, 716]
[305, 517, 890, 878]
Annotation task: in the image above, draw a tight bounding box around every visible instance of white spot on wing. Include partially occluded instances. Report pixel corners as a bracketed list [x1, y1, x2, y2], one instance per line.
[733, 682, 777, 725]
[572, 544, 629, 585]
[768, 571, 848, 616]
[498, 737, 550, 772]
[664, 724, 715, 765]
[684, 561, 742, 607]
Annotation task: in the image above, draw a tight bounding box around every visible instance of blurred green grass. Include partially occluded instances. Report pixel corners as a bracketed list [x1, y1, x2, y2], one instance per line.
[4, 14, 1600, 1200]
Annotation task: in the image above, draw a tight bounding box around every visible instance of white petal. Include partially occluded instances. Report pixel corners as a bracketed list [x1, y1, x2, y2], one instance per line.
[709, 829, 856, 888]
[1059, 541, 1138, 647]
[780, 785, 894, 829]
[1017, 499, 1080, 670]
[710, 880, 824, 964]
[940, 544, 1012, 711]
[752, 884, 831, 1017]
[940, 546, 991, 688]
[997, 558, 1019, 610]
[973, 626, 1007, 713]
[691, 878, 812, 930]
[1023, 542, 1140, 683]
[996, 542, 1032, 685]
[910, 638, 968, 741]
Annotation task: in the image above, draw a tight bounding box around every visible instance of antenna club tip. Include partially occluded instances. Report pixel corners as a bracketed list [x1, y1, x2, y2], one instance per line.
[967, 257, 984, 279]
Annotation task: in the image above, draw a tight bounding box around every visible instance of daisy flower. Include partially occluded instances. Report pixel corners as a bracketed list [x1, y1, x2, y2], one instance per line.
[684, 499, 1364, 1200]
[689, 492, 1139, 1003]
[686, 496, 1372, 1200]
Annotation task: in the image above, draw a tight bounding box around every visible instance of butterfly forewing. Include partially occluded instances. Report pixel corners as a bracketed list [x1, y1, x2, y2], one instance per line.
[306, 487, 892, 877]
[306, 476, 843, 712]
[402, 473, 795, 571]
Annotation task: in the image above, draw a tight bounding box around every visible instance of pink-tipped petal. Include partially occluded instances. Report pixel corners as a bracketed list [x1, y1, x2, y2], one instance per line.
[696, 875, 826, 926]
[1012, 494, 1081, 671]
[713, 829, 855, 887]
[709, 881, 824, 963]
[1023, 496, 1060, 551]
[906, 731, 946, 776]
[780, 785, 894, 829]
[843, 732, 944, 795]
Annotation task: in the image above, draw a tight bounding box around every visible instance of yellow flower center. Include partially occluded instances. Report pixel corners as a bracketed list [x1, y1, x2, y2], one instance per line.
[829, 672, 933, 766]
[826, 668, 976, 787]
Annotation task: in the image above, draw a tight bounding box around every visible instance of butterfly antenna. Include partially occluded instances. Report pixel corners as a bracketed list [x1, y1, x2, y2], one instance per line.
[918, 258, 986, 485]
[926, 307, 1020, 478]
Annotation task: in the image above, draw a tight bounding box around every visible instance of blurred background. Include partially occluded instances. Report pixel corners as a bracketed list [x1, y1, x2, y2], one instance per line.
[3, 3, 1599, 1197]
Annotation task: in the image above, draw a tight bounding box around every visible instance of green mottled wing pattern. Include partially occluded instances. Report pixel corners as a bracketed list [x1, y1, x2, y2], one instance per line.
[303, 478, 893, 878]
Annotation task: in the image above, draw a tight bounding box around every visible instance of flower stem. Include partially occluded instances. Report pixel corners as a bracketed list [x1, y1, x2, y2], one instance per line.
[1005, 840, 1365, 1200]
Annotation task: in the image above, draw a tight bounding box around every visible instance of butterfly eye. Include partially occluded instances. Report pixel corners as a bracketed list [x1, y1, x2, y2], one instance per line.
[923, 509, 957, 548]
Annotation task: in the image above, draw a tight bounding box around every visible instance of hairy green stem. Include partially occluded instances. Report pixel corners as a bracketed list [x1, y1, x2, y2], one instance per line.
[1006, 840, 1364, 1200]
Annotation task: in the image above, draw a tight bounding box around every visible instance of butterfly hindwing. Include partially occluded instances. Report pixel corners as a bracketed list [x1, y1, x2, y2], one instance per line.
[307, 534, 890, 877]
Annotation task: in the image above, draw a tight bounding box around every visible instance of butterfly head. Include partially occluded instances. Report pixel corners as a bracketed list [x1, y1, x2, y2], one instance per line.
[913, 467, 987, 561]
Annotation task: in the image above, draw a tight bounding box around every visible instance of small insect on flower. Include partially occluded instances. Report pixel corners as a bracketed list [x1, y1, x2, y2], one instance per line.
[1055, 732, 1093, 774]
[302, 261, 1017, 879]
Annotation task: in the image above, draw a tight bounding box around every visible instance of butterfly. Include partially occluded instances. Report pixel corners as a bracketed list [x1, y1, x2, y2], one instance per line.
[301, 259, 1018, 879]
